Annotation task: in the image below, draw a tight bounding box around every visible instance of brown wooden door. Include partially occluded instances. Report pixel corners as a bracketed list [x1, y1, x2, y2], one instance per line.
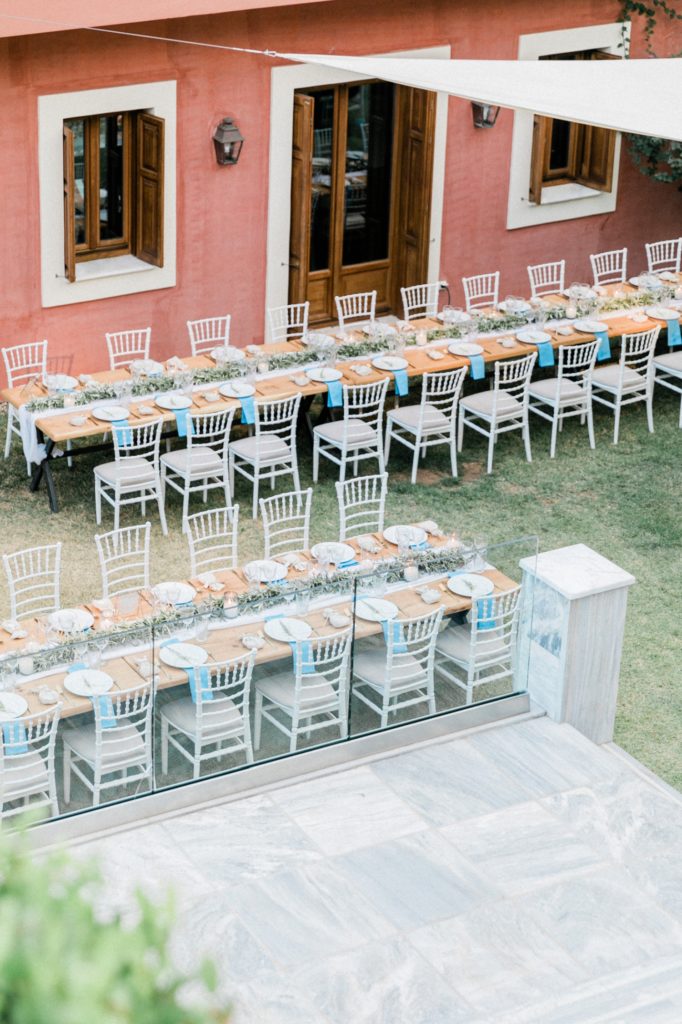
[289, 94, 314, 306]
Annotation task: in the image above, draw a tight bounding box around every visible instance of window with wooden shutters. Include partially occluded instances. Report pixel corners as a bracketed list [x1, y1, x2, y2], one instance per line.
[62, 110, 164, 274]
[528, 50, 619, 204]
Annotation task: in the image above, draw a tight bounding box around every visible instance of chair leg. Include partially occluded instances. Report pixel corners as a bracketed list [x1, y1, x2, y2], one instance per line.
[63, 746, 71, 803]
[549, 411, 559, 459]
[95, 479, 102, 525]
[411, 439, 420, 484]
[157, 482, 168, 536]
[4, 417, 11, 459]
[457, 410, 464, 452]
[646, 391, 654, 434]
[450, 432, 458, 478]
[161, 717, 169, 774]
[384, 422, 392, 464]
[254, 691, 263, 749]
[66, 439, 73, 469]
[486, 427, 495, 475]
[312, 435, 319, 483]
[613, 397, 622, 445]
[523, 416, 532, 463]
[252, 471, 259, 520]
[587, 404, 596, 449]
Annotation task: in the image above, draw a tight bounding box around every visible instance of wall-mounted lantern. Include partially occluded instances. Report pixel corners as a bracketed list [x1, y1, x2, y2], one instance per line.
[212, 118, 245, 165]
[471, 102, 500, 129]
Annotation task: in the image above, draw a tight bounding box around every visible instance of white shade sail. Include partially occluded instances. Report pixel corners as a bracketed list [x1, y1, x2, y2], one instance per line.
[282, 53, 682, 142]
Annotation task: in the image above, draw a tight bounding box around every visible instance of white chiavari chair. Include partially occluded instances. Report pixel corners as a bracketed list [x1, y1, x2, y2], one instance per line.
[385, 367, 467, 483]
[186, 316, 232, 356]
[228, 394, 302, 518]
[254, 629, 352, 753]
[186, 506, 239, 577]
[95, 522, 151, 598]
[458, 353, 537, 474]
[591, 327, 660, 443]
[353, 606, 444, 728]
[462, 272, 500, 312]
[401, 282, 445, 321]
[335, 291, 377, 333]
[313, 379, 388, 483]
[645, 237, 682, 275]
[267, 303, 309, 344]
[590, 248, 627, 287]
[527, 260, 566, 298]
[528, 340, 600, 457]
[160, 408, 235, 530]
[654, 337, 682, 429]
[260, 488, 312, 558]
[160, 652, 256, 778]
[62, 682, 154, 807]
[1, 706, 61, 821]
[2, 340, 48, 474]
[336, 472, 387, 541]
[94, 419, 167, 535]
[3, 542, 61, 621]
[436, 586, 522, 704]
[105, 328, 151, 371]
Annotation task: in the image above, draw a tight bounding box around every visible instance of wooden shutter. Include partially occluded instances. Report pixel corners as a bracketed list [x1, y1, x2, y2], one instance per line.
[389, 86, 436, 312]
[63, 124, 76, 283]
[528, 115, 551, 204]
[288, 94, 314, 306]
[575, 52, 619, 193]
[135, 113, 164, 266]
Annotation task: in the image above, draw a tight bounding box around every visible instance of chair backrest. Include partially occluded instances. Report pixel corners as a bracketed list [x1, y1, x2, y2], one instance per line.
[492, 353, 537, 411]
[3, 542, 61, 620]
[186, 408, 235, 463]
[401, 282, 443, 321]
[384, 606, 444, 688]
[254, 394, 302, 460]
[95, 522, 150, 598]
[620, 327, 660, 380]
[342, 379, 388, 436]
[291, 629, 352, 712]
[468, 586, 522, 676]
[268, 303, 309, 343]
[112, 419, 163, 469]
[260, 488, 313, 558]
[186, 505, 239, 576]
[187, 316, 231, 356]
[0, 705, 61, 816]
[462, 272, 500, 311]
[336, 472, 387, 541]
[420, 368, 467, 426]
[590, 248, 627, 286]
[192, 652, 255, 740]
[313, 126, 332, 158]
[105, 328, 151, 370]
[91, 682, 153, 774]
[527, 260, 565, 297]
[556, 340, 600, 388]
[645, 237, 682, 275]
[335, 291, 377, 331]
[1, 341, 48, 388]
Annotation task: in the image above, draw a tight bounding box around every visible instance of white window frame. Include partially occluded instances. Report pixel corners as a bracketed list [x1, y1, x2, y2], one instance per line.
[506, 22, 630, 230]
[265, 45, 450, 333]
[38, 80, 177, 308]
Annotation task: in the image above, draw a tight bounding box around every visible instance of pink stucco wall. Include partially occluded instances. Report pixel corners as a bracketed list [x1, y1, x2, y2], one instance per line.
[0, 0, 680, 382]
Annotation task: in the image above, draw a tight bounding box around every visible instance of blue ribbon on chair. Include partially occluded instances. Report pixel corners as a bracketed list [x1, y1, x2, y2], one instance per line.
[291, 640, 316, 675]
[240, 396, 255, 424]
[174, 409, 193, 438]
[393, 369, 409, 397]
[535, 342, 555, 368]
[595, 330, 612, 362]
[475, 597, 497, 632]
[2, 721, 28, 756]
[112, 420, 133, 445]
[666, 317, 682, 349]
[188, 665, 213, 703]
[468, 355, 486, 380]
[67, 661, 116, 728]
[382, 619, 407, 653]
[326, 381, 344, 408]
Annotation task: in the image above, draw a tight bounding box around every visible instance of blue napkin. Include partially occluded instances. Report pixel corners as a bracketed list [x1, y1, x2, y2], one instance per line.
[595, 330, 612, 362]
[382, 619, 407, 653]
[188, 665, 214, 703]
[535, 341, 555, 368]
[666, 317, 681, 349]
[326, 380, 343, 408]
[240, 396, 255, 424]
[469, 355, 486, 380]
[475, 596, 497, 632]
[337, 558, 359, 569]
[410, 540, 430, 552]
[2, 721, 28, 756]
[393, 369, 409, 397]
[112, 420, 133, 446]
[291, 640, 316, 675]
[174, 409, 193, 438]
[67, 662, 116, 728]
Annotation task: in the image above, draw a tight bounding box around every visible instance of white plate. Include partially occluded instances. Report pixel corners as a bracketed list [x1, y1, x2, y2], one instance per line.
[244, 560, 288, 584]
[152, 581, 196, 605]
[211, 346, 245, 361]
[130, 359, 164, 375]
[562, 287, 596, 299]
[0, 693, 29, 722]
[45, 373, 78, 391]
[498, 301, 531, 314]
[658, 271, 679, 282]
[516, 330, 552, 344]
[372, 356, 408, 372]
[355, 598, 399, 623]
[48, 608, 94, 633]
[156, 393, 193, 411]
[645, 306, 680, 321]
[362, 323, 397, 336]
[311, 542, 355, 564]
[629, 276, 662, 289]
[436, 311, 471, 324]
[383, 524, 427, 547]
[219, 380, 256, 398]
[303, 332, 337, 347]
[91, 405, 130, 422]
[264, 617, 312, 642]
[306, 368, 343, 383]
[64, 669, 114, 698]
[159, 643, 208, 669]
[447, 573, 495, 598]
[574, 319, 609, 334]
[448, 342, 484, 356]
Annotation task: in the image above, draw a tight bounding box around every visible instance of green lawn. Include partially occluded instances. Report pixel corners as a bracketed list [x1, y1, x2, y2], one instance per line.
[1, 389, 680, 788]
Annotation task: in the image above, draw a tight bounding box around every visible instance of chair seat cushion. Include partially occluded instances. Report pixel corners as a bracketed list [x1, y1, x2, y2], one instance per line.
[460, 391, 523, 419]
[229, 436, 291, 464]
[435, 623, 508, 666]
[388, 403, 449, 431]
[3, 751, 49, 797]
[528, 378, 586, 403]
[591, 366, 646, 393]
[654, 351, 682, 375]
[161, 445, 223, 476]
[64, 720, 146, 769]
[353, 648, 424, 694]
[256, 671, 339, 713]
[314, 419, 378, 445]
[161, 694, 244, 739]
[94, 457, 156, 486]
